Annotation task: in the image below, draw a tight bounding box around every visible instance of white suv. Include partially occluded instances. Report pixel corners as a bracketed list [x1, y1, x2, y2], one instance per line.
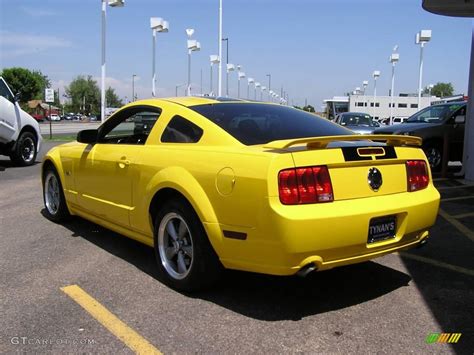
[0, 77, 42, 166]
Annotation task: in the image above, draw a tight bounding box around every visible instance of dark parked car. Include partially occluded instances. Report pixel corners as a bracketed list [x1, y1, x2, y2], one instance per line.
[374, 102, 467, 171]
[334, 112, 380, 134]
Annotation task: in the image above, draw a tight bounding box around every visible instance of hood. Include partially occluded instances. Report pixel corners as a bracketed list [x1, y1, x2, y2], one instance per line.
[374, 122, 441, 134]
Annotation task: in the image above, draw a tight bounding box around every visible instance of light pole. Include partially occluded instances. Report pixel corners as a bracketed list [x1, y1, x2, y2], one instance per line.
[389, 48, 400, 125]
[175, 83, 186, 96]
[372, 70, 380, 119]
[261, 86, 267, 101]
[266, 74, 271, 100]
[226, 63, 235, 97]
[150, 17, 169, 97]
[362, 80, 368, 95]
[222, 38, 230, 96]
[186, 29, 201, 96]
[254, 82, 260, 100]
[132, 74, 137, 101]
[209, 55, 220, 96]
[416, 30, 432, 107]
[218, 0, 223, 96]
[101, 0, 124, 123]
[247, 78, 254, 99]
[238, 69, 245, 99]
[428, 83, 434, 96]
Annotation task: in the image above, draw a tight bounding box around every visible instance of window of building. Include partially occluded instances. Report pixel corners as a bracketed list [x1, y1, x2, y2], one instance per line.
[375, 103, 380, 107]
[161, 115, 203, 143]
[356, 102, 364, 107]
[410, 104, 418, 109]
[398, 103, 408, 108]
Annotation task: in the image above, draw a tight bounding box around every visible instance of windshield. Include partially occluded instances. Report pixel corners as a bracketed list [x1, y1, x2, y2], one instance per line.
[341, 113, 375, 126]
[191, 103, 352, 145]
[406, 104, 464, 123]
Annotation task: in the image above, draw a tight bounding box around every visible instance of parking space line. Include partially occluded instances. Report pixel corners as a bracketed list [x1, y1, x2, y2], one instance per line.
[450, 211, 474, 219]
[436, 183, 474, 190]
[399, 252, 474, 277]
[61, 285, 162, 355]
[441, 196, 474, 202]
[438, 208, 474, 242]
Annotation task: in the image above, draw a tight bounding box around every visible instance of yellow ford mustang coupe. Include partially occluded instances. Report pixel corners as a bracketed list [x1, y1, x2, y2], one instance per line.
[42, 97, 440, 291]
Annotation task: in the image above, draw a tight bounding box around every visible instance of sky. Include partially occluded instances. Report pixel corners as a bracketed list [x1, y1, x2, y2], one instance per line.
[0, 0, 472, 109]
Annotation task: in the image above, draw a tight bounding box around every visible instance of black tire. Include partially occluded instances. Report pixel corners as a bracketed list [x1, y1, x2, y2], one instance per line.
[423, 144, 442, 172]
[10, 131, 37, 166]
[153, 198, 222, 292]
[42, 167, 71, 222]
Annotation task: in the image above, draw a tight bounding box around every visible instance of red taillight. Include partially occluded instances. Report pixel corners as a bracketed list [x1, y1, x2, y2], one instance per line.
[279, 166, 334, 205]
[406, 160, 429, 192]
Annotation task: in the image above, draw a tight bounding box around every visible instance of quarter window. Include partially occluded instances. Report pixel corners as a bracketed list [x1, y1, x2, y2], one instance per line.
[161, 115, 203, 143]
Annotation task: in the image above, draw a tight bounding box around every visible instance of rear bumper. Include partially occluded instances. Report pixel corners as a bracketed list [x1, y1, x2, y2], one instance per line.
[216, 185, 440, 275]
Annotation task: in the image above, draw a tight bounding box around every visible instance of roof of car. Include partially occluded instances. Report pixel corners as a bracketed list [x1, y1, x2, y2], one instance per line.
[133, 96, 247, 108]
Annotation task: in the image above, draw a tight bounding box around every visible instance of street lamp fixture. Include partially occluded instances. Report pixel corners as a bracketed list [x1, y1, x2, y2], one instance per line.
[132, 74, 137, 101]
[186, 29, 201, 96]
[254, 82, 261, 100]
[261, 86, 267, 101]
[266, 74, 271, 101]
[238, 70, 245, 99]
[209, 55, 220, 96]
[247, 78, 254, 99]
[416, 29, 432, 106]
[226, 63, 235, 97]
[389, 49, 400, 125]
[372, 70, 380, 119]
[150, 17, 169, 97]
[362, 80, 369, 95]
[101, 0, 125, 122]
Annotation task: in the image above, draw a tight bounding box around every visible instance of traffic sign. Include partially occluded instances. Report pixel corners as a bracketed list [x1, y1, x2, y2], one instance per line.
[45, 88, 55, 103]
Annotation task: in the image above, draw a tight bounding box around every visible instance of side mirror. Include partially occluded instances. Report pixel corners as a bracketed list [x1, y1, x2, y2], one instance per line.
[454, 115, 465, 124]
[14, 92, 21, 102]
[77, 129, 98, 144]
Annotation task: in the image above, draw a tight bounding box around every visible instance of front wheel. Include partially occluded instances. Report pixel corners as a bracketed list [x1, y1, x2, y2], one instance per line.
[154, 199, 222, 292]
[43, 167, 70, 222]
[10, 131, 37, 166]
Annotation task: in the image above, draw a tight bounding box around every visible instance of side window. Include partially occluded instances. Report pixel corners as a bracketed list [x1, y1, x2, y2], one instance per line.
[161, 115, 203, 143]
[100, 109, 161, 145]
[0, 79, 14, 102]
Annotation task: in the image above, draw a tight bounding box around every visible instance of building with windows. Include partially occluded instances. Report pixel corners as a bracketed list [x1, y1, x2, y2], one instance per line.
[324, 94, 441, 121]
[348, 94, 438, 120]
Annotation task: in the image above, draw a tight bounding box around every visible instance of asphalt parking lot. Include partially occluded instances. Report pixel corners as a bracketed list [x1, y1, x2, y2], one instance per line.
[0, 141, 473, 354]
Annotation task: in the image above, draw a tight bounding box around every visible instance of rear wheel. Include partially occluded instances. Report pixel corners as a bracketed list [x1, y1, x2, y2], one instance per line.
[154, 199, 222, 292]
[43, 167, 70, 222]
[10, 131, 37, 166]
[423, 144, 442, 172]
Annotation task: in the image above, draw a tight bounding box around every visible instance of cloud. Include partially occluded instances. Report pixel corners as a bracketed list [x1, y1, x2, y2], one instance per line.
[0, 31, 72, 58]
[21, 6, 58, 17]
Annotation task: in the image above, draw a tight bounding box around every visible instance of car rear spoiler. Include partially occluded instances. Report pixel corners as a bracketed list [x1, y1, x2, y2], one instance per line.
[263, 134, 422, 150]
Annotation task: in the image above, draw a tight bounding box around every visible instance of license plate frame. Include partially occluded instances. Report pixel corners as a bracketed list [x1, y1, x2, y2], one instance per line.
[368, 215, 397, 244]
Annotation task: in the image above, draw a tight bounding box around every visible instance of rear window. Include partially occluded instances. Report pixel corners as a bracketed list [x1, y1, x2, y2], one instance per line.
[190, 103, 351, 145]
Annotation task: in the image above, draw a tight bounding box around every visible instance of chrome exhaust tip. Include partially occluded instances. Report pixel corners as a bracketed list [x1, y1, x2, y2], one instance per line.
[296, 262, 317, 278]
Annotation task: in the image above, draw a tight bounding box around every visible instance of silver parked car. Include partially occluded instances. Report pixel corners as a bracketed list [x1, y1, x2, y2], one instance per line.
[334, 112, 380, 134]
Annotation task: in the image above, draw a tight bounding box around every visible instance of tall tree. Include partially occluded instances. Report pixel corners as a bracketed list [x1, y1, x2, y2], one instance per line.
[106, 87, 123, 107]
[0, 67, 50, 102]
[65, 75, 100, 115]
[424, 82, 454, 97]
